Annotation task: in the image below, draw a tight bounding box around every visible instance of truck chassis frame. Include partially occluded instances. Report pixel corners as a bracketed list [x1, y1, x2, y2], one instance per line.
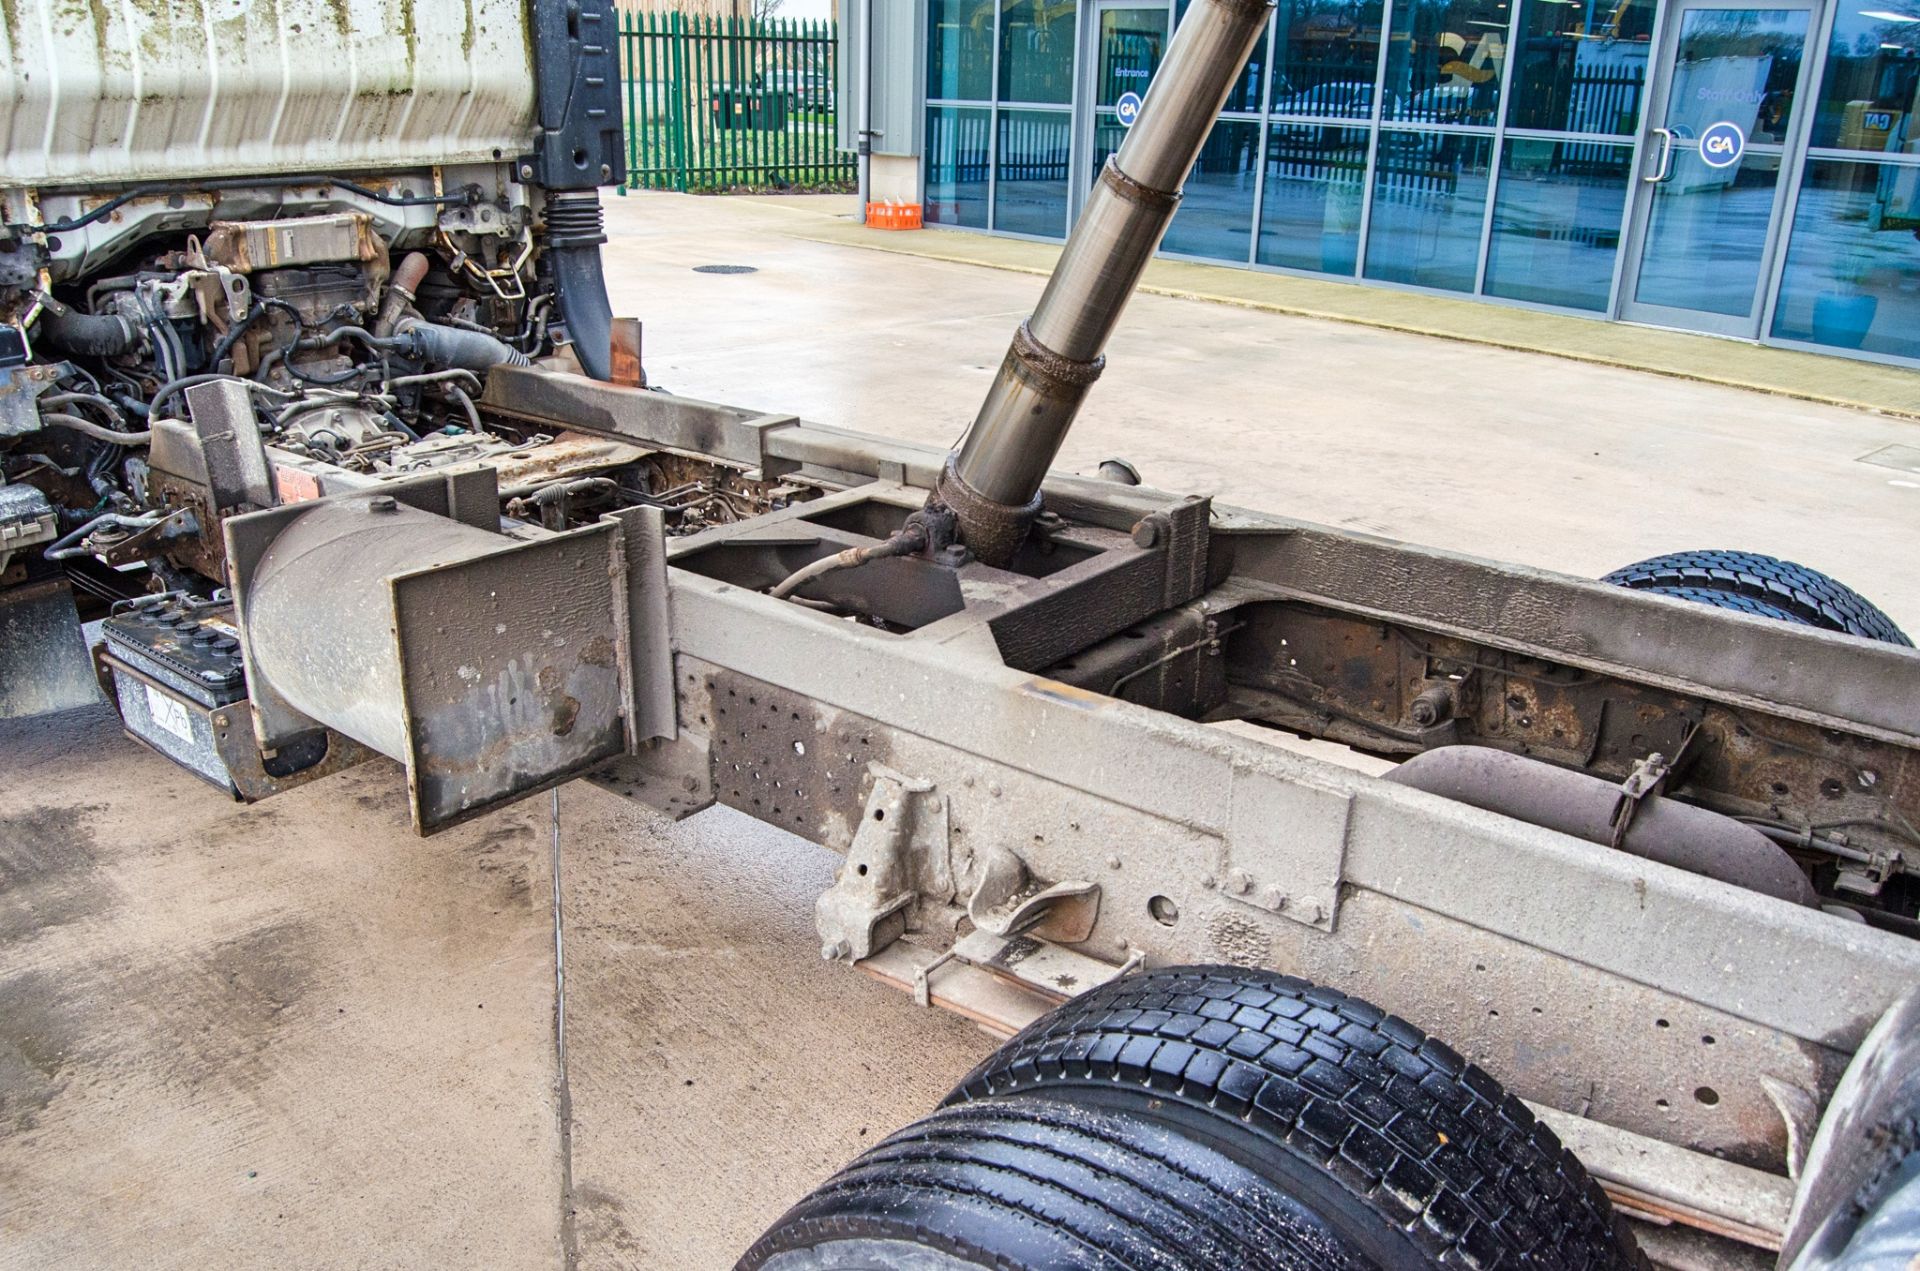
[219, 363, 1909, 1261]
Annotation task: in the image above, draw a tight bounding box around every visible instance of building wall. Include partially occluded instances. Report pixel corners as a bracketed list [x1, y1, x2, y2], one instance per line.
[896, 0, 1920, 366]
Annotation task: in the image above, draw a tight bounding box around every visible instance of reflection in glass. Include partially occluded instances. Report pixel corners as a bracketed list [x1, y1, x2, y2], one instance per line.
[1633, 149, 1785, 315]
[1098, 7, 1169, 108]
[1505, 0, 1652, 134]
[1257, 125, 1370, 274]
[929, 0, 996, 101]
[1364, 131, 1494, 290]
[995, 108, 1073, 236]
[1772, 159, 1920, 357]
[1000, 0, 1079, 103]
[925, 107, 993, 229]
[1177, 0, 1271, 110]
[1263, 0, 1386, 119]
[1484, 141, 1631, 309]
[1163, 119, 1262, 259]
[1092, 111, 1129, 182]
[1661, 8, 1808, 144]
[1809, 3, 1920, 151]
[1382, 0, 1510, 126]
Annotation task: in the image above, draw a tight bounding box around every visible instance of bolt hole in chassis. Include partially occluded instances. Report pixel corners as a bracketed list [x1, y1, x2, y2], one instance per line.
[7, 2, 1919, 1268]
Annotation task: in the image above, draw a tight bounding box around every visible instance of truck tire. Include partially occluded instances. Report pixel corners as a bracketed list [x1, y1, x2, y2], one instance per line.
[947, 966, 1646, 1271]
[1603, 550, 1912, 646]
[738, 1093, 1384, 1270]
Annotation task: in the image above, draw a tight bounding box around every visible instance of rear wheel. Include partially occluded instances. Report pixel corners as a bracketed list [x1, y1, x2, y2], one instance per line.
[743, 967, 1646, 1270]
[739, 1094, 1384, 1270]
[1604, 550, 1911, 646]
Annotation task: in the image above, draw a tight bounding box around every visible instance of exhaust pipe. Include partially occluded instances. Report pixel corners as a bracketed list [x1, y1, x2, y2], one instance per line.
[938, 0, 1273, 564]
[1385, 747, 1819, 907]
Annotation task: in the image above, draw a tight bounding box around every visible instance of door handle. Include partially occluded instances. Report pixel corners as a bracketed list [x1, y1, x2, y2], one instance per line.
[1644, 127, 1675, 183]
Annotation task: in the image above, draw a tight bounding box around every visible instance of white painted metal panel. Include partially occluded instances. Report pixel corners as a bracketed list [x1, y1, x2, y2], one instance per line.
[0, 0, 536, 186]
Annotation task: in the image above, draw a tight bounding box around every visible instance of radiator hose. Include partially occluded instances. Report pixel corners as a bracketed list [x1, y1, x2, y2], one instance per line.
[36, 297, 140, 357]
[394, 318, 531, 372]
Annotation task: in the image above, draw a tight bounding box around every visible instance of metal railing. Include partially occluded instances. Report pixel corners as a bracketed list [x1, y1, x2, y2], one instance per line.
[620, 11, 854, 193]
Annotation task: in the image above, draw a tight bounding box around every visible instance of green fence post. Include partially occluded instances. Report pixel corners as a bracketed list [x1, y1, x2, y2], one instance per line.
[617, 8, 851, 196]
[623, 11, 638, 187]
[670, 11, 689, 192]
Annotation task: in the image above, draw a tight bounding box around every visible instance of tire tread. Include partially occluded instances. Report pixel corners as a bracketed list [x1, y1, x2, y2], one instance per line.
[947, 966, 1644, 1271]
[1603, 550, 1911, 646]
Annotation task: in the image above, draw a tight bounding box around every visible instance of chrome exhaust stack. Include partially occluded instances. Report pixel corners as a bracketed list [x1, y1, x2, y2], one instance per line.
[937, 0, 1273, 564]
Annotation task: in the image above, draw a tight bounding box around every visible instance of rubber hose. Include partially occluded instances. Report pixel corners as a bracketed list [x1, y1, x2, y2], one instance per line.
[397, 319, 532, 372]
[39, 412, 152, 445]
[39, 305, 140, 356]
[544, 191, 614, 382]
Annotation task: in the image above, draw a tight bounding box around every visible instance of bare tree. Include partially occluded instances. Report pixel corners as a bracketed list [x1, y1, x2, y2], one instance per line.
[752, 0, 785, 20]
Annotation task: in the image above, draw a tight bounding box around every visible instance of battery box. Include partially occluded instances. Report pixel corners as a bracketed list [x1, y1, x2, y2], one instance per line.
[101, 593, 247, 793]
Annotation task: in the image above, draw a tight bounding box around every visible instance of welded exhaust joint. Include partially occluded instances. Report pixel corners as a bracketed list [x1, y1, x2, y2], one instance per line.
[939, 0, 1274, 565]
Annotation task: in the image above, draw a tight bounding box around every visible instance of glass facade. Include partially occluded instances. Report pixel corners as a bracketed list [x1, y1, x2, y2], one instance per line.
[919, 0, 1920, 364]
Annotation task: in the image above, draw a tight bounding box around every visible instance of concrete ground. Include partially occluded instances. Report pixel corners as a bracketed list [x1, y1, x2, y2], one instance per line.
[3, 190, 1915, 1271]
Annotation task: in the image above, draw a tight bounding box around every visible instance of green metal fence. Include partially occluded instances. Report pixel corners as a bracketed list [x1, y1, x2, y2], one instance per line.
[620, 11, 853, 193]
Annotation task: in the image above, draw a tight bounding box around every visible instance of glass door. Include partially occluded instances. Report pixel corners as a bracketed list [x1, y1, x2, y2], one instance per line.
[1617, 1, 1817, 335]
[1087, 4, 1172, 184]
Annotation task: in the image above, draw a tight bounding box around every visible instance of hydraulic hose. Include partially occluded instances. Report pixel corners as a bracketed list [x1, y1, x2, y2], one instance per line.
[39, 413, 151, 445]
[769, 521, 932, 600]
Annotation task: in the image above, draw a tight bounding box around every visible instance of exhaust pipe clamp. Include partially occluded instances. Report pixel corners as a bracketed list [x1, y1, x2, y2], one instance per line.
[935, 455, 1043, 570]
[1097, 157, 1182, 213]
[1010, 320, 1106, 392]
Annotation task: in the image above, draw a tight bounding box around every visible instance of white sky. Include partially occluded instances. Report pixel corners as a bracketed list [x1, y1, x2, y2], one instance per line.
[770, 0, 835, 18]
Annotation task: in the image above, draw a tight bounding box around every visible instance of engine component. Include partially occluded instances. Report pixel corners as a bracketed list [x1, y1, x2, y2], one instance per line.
[544, 191, 615, 382]
[252, 262, 380, 329]
[523, 0, 625, 381]
[202, 212, 383, 274]
[392, 317, 531, 371]
[35, 296, 140, 356]
[0, 481, 56, 580]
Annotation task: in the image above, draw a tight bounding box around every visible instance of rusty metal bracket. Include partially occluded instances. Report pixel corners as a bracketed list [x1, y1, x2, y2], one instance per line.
[817, 764, 952, 963]
[1609, 751, 1674, 849]
[966, 845, 1100, 944]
